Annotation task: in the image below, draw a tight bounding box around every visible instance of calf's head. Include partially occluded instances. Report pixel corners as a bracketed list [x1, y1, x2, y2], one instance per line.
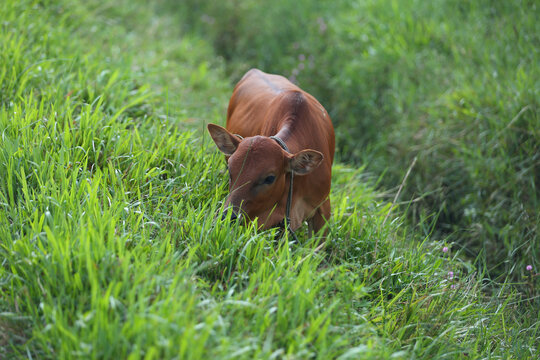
[207, 124, 323, 229]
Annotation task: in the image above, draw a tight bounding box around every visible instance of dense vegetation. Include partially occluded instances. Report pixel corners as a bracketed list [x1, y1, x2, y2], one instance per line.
[0, 0, 537, 358]
[169, 0, 539, 283]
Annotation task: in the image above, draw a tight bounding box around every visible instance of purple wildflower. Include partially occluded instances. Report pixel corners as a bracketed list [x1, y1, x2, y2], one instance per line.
[317, 17, 327, 33]
[526, 265, 533, 271]
[443, 246, 449, 253]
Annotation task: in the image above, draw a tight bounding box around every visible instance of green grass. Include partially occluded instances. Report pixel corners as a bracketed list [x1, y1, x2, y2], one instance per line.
[170, 0, 539, 285]
[0, 0, 538, 359]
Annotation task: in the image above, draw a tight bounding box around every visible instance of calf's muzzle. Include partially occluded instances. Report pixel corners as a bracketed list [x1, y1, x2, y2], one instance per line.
[221, 207, 240, 222]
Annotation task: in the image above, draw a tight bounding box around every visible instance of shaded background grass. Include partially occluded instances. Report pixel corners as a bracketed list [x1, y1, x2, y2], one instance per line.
[0, 0, 538, 358]
[164, 0, 539, 284]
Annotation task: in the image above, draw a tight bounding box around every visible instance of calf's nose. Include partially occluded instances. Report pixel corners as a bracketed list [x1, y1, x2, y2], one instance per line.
[221, 209, 239, 221]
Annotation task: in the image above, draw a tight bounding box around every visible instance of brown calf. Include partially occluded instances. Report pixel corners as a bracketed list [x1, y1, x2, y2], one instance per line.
[208, 69, 335, 234]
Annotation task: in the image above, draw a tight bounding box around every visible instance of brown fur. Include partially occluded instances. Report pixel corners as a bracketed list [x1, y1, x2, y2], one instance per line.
[208, 69, 335, 233]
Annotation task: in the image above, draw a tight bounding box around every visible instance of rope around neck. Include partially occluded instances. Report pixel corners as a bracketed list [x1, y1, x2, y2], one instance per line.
[270, 135, 298, 242]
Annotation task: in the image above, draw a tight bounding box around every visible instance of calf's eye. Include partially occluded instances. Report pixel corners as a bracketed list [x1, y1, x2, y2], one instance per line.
[263, 175, 276, 185]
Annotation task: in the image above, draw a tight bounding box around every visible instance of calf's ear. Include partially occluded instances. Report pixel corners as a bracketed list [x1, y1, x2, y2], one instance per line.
[207, 124, 241, 156]
[288, 149, 324, 175]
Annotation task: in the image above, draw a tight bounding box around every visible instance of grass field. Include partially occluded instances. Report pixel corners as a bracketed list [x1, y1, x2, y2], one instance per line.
[1, 0, 538, 359]
[171, 0, 539, 286]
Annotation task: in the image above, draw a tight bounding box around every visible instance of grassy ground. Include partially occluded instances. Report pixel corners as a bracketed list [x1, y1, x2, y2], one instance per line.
[0, 0, 538, 359]
[170, 0, 539, 285]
